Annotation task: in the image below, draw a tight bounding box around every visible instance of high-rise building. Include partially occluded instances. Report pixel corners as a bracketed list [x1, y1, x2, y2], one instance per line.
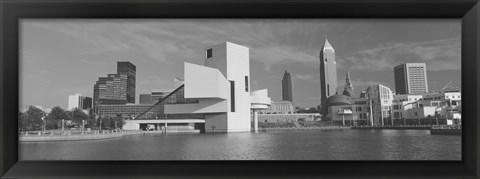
[93, 62, 135, 113]
[117, 61, 136, 103]
[68, 93, 92, 111]
[282, 70, 293, 102]
[319, 38, 338, 104]
[394, 63, 429, 94]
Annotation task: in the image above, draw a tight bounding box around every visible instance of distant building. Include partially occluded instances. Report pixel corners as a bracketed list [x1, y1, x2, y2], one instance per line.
[392, 82, 461, 122]
[319, 37, 337, 105]
[117, 61, 136, 103]
[93, 61, 136, 113]
[261, 100, 295, 114]
[151, 91, 170, 103]
[139, 91, 171, 104]
[394, 63, 428, 94]
[282, 70, 293, 102]
[342, 71, 354, 97]
[68, 93, 92, 111]
[139, 94, 152, 104]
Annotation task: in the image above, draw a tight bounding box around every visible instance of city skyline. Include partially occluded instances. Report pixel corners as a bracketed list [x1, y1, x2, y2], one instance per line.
[20, 19, 461, 109]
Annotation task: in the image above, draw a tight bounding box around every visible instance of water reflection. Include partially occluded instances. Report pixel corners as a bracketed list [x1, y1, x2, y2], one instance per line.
[19, 130, 461, 160]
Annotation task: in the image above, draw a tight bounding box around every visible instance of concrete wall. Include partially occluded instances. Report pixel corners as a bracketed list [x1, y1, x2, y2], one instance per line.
[184, 63, 229, 99]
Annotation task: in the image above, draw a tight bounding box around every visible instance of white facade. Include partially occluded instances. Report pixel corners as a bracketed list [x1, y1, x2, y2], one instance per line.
[367, 84, 394, 126]
[163, 42, 252, 133]
[262, 100, 295, 114]
[392, 91, 461, 120]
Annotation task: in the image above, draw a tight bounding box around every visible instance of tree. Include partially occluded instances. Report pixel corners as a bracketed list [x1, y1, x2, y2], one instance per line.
[71, 108, 88, 127]
[20, 106, 45, 131]
[45, 106, 69, 129]
[114, 114, 125, 129]
[85, 113, 97, 129]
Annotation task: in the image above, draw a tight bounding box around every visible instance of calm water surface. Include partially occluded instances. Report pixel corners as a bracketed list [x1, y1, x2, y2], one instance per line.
[19, 129, 461, 160]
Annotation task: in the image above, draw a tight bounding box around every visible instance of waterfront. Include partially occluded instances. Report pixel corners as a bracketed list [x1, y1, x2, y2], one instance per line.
[19, 129, 461, 160]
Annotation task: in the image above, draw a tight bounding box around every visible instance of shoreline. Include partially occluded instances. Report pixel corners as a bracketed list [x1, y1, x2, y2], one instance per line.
[19, 130, 143, 142]
[261, 126, 350, 131]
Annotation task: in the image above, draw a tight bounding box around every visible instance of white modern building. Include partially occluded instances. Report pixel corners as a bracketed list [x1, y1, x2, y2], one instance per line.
[250, 89, 272, 132]
[123, 42, 271, 133]
[392, 91, 461, 122]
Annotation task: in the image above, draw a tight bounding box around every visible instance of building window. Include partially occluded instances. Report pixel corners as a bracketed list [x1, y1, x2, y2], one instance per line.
[206, 49, 212, 58]
[245, 76, 249, 92]
[230, 81, 235, 112]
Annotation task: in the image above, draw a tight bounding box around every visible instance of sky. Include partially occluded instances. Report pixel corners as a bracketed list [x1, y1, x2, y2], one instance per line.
[20, 19, 461, 110]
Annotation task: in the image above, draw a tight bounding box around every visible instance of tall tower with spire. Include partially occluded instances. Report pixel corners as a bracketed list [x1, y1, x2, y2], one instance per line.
[319, 37, 338, 104]
[343, 71, 354, 97]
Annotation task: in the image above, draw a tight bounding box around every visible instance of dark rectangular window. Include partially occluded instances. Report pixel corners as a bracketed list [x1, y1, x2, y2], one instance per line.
[206, 49, 212, 58]
[245, 76, 248, 92]
[230, 81, 235, 112]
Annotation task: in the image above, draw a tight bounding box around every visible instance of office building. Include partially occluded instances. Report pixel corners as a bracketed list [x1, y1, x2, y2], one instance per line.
[93, 73, 128, 107]
[93, 62, 135, 113]
[282, 70, 293, 102]
[68, 93, 92, 111]
[319, 38, 338, 110]
[117, 61, 136, 103]
[394, 63, 429, 94]
[366, 84, 394, 126]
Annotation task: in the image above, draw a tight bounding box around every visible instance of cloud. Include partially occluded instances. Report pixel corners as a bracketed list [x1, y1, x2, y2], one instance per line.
[252, 46, 318, 72]
[295, 74, 319, 83]
[338, 38, 460, 71]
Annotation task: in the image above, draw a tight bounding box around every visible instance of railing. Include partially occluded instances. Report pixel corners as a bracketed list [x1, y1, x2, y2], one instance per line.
[431, 125, 462, 129]
[19, 129, 142, 136]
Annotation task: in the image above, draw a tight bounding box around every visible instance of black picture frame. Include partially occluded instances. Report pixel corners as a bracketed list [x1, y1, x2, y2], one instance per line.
[1, 0, 479, 178]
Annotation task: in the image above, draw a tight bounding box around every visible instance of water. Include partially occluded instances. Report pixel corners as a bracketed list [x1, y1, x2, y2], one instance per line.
[19, 129, 461, 160]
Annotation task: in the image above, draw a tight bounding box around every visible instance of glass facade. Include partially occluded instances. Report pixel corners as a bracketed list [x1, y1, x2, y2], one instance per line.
[117, 61, 136, 104]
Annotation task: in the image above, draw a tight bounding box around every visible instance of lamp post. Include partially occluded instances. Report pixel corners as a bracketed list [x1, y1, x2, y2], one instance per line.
[41, 116, 46, 132]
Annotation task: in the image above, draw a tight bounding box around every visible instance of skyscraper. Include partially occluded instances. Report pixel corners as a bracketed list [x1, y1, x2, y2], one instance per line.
[117, 61, 136, 103]
[93, 61, 135, 113]
[282, 70, 293, 102]
[319, 38, 337, 103]
[393, 63, 428, 94]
